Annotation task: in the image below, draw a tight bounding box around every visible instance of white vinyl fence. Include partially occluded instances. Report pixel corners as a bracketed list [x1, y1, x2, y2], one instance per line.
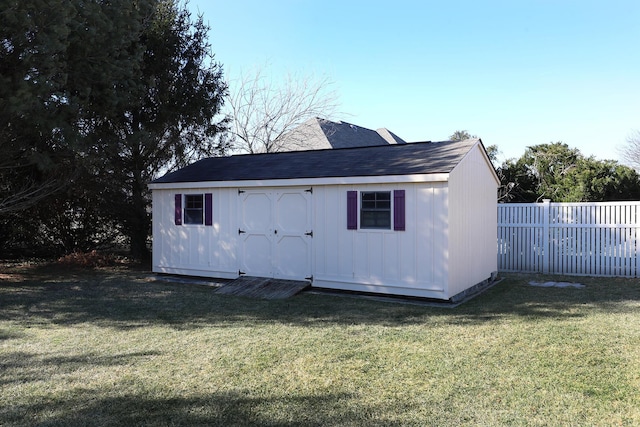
[497, 200, 640, 277]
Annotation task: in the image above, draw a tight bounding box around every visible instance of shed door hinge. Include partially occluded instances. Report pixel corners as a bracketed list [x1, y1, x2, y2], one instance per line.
[238, 229, 246, 234]
[238, 189, 245, 194]
[305, 231, 313, 237]
[239, 270, 245, 276]
[305, 275, 313, 282]
[305, 187, 313, 193]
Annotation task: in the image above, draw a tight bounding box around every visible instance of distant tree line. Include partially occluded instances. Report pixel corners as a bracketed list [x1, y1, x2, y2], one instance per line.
[2, 3, 639, 262]
[449, 132, 640, 203]
[496, 142, 640, 203]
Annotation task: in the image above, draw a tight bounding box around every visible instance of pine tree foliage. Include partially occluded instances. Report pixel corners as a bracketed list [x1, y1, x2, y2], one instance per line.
[0, 0, 228, 258]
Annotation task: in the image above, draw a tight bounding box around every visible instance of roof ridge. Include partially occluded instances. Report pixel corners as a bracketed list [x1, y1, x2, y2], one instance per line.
[228, 139, 441, 159]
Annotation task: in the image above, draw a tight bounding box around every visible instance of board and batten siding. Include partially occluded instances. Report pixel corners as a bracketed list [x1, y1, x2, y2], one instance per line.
[312, 182, 450, 299]
[448, 144, 499, 296]
[152, 188, 239, 278]
[153, 181, 453, 298]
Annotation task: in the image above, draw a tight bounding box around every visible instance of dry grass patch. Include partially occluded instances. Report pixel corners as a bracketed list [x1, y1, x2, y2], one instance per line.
[1, 264, 639, 426]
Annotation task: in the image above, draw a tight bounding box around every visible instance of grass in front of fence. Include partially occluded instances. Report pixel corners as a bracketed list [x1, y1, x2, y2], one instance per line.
[1, 265, 639, 426]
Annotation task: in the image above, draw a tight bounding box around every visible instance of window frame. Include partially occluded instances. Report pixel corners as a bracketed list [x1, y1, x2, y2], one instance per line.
[183, 194, 204, 225]
[359, 191, 392, 230]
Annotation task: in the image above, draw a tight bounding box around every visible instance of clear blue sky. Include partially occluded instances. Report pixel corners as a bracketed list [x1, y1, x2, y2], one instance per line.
[188, 0, 639, 163]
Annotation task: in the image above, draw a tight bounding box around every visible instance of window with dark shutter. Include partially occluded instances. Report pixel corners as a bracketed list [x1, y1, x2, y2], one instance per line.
[184, 194, 204, 225]
[360, 191, 391, 229]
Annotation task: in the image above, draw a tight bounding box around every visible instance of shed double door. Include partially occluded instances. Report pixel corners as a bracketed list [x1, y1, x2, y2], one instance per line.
[238, 188, 312, 281]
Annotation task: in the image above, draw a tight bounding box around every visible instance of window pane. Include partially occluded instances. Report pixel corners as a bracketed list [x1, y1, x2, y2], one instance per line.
[360, 191, 391, 229]
[376, 212, 391, 228]
[361, 211, 391, 228]
[186, 195, 203, 209]
[361, 211, 376, 228]
[184, 209, 203, 224]
[184, 195, 204, 224]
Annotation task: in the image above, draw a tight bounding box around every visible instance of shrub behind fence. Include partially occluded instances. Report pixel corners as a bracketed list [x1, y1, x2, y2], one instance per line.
[497, 200, 640, 277]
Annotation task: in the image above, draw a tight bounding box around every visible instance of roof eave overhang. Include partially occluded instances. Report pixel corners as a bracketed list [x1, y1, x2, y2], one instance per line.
[476, 139, 501, 185]
[148, 173, 451, 190]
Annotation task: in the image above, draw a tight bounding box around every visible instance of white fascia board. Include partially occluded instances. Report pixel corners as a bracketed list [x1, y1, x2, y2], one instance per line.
[148, 173, 450, 190]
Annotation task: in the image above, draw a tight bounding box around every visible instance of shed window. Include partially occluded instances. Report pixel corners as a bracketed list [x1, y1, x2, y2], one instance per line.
[360, 191, 391, 229]
[184, 194, 204, 224]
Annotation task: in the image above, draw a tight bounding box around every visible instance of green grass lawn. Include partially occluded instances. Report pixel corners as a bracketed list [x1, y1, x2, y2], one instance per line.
[1, 263, 639, 426]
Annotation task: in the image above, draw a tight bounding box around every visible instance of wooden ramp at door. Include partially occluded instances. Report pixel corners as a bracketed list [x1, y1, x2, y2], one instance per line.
[216, 276, 311, 299]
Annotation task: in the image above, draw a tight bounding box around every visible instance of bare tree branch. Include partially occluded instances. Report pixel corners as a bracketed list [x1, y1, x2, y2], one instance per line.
[0, 177, 63, 214]
[226, 66, 340, 153]
[619, 130, 640, 172]
[0, 131, 69, 214]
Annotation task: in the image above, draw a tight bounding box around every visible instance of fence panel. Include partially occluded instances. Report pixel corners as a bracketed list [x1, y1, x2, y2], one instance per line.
[497, 201, 640, 277]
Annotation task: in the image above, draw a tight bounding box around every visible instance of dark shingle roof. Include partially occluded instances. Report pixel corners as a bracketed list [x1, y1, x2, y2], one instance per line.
[318, 119, 406, 148]
[152, 139, 479, 184]
[278, 118, 406, 150]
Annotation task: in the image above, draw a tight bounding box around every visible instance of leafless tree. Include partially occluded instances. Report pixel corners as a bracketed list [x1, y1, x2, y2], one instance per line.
[619, 130, 640, 172]
[226, 67, 340, 153]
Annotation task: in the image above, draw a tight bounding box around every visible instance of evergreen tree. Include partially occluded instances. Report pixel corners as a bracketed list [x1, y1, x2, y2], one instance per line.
[0, 0, 228, 259]
[498, 142, 640, 202]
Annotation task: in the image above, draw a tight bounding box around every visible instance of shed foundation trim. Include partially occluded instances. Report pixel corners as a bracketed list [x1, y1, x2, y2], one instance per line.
[153, 266, 238, 280]
[313, 277, 447, 299]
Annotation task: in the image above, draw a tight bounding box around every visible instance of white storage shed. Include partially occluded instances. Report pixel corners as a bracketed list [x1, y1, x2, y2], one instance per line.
[149, 139, 499, 301]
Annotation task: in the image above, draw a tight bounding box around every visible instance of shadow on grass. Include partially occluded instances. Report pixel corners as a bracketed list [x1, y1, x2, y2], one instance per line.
[0, 350, 162, 386]
[0, 329, 24, 341]
[0, 265, 639, 329]
[2, 390, 401, 427]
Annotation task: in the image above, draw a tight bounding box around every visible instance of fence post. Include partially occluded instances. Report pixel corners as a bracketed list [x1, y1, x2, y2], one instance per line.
[636, 204, 640, 278]
[542, 199, 551, 274]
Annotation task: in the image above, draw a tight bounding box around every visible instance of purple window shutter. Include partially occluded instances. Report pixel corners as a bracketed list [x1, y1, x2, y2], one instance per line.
[204, 193, 213, 226]
[174, 194, 182, 225]
[347, 191, 358, 230]
[394, 190, 405, 231]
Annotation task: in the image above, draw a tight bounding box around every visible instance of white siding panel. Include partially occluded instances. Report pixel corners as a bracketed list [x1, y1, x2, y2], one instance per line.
[367, 232, 385, 280]
[383, 232, 399, 280]
[419, 184, 448, 290]
[353, 232, 369, 278]
[312, 187, 327, 275]
[312, 182, 448, 297]
[312, 186, 353, 279]
[335, 187, 354, 277]
[399, 185, 418, 285]
[448, 145, 498, 297]
[152, 188, 239, 279]
[212, 188, 238, 272]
